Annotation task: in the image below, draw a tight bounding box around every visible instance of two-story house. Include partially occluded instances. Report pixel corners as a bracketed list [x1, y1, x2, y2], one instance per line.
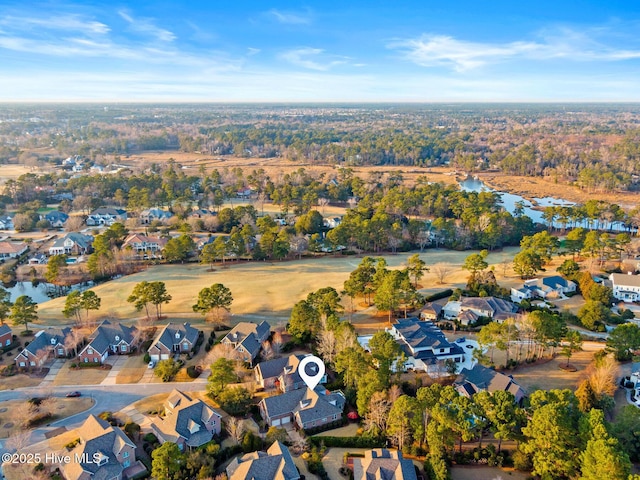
[259, 386, 345, 430]
[454, 363, 526, 404]
[221, 321, 270, 363]
[148, 322, 200, 361]
[388, 318, 465, 374]
[48, 232, 93, 256]
[610, 273, 640, 302]
[0, 241, 28, 260]
[122, 233, 167, 255]
[443, 296, 518, 325]
[511, 276, 577, 303]
[0, 215, 14, 230]
[86, 207, 127, 226]
[139, 208, 173, 225]
[14, 327, 74, 369]
[62, 414, 142, 480]
[255, 354, 328, 392]
[44, 211, 69, 228]
[77, 321, 139, 364]
[150, 389, 222, 450]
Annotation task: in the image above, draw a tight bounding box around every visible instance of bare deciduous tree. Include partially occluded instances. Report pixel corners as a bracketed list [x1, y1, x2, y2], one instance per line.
[388, 384, 402, 403]
[271, 331, 283, 358]
[364, 390, 391, 435]
[64, 215, 86, 232]
[225, 417, 246, 445]
[432, 262, 452, 284]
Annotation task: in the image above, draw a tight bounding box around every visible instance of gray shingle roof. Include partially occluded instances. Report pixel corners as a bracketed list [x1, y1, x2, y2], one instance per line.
[353, 449, 417, 480]
[150, 322, 199, 352]
[260, 387, 344, 425]
[226, 441, 300, 480]
[454, 363, 525, 399]
[393, 318, 453, 350]
[82, 320, 137, 356]
[0, 324, 11, 337]
[223, 321, 270, 359]
[16, 327, 71, 357]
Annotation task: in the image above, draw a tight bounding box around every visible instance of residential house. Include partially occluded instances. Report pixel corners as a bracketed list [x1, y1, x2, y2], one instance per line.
[221, 321, 270, 363]
[352, 449, 418, 480]
[122, 233, 167, 254]
[48, 232, 93, 256]
[77, 321, 139, 364]
[236, 187, 252, 198]
[0, 215, 14, 230]
[14, 327, 74, 369]
[148, 322, 200, 361]
[28, 253, 47, 265]
[511, 276, 577, 303]
[0, 324, 12, 348]
[388, 318, 465, 374]
[629, 362, 640, 398]
[62, 414, 142, 480]
[226, 441, 300, 480]
[443, 296, 518, 325]
[259, 386, 345, 430]
[255, 354, 327, 392]
[419, 302, 443, 321]
[150, 389, 222, 450]
[139, 208, 173, 224]
[44, 210, 69, 228]
[454, 363, 526, 404]
[323, 217, 342, 229]
[190, 208, 214, 219]
[86, 207, 127, 226]
[610, 273, 640, 302]
[0, 241, 28, 260]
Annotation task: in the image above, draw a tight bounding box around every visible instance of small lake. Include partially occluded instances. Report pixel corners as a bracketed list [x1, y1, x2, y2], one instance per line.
[3, 281, 94, 304]
[459, 177, 629, 231]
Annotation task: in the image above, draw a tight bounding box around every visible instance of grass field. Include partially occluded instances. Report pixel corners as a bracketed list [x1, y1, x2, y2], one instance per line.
[35, 247, 522, 326]
[51, 363, 110, 385]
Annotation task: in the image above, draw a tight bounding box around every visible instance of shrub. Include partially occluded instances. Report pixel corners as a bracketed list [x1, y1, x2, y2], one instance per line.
[143, 433, 158, 444]
[143, 353, 151, 363]
[186, 365, 202, 378]
[308, 436, 385, 449]
[424, 289, 453, 302]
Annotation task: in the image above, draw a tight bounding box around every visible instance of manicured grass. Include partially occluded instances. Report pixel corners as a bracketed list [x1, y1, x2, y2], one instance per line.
[51, 362, 110, 386]
[115, 355, 148, 384]
[35, 247, 522, 325]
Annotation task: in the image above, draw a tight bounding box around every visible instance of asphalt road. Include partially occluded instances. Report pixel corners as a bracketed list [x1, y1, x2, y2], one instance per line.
[0, 380, 208, 455]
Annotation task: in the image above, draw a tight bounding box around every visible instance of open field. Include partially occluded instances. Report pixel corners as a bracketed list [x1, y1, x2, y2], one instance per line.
[0, 165, 48, 184]
[35, 247, 522, 325]
[0, 374, 42, 390]
[51, 363, 110, 386]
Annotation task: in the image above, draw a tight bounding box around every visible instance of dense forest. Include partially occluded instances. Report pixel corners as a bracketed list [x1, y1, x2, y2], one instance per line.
[2, 103, 640, 192]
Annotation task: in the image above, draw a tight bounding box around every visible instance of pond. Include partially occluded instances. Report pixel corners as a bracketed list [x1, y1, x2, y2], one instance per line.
[459, 177, 629, 231]
[3, 281, 94, 304]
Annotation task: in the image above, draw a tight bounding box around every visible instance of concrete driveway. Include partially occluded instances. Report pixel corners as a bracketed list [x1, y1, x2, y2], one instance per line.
[38, 359, 65, 387]
[100, 355, 130, 385]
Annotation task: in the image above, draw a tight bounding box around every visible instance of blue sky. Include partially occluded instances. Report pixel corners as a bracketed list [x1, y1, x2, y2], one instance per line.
[1, 1, 640, 101]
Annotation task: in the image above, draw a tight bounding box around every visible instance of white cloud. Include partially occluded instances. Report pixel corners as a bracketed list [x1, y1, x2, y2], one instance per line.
[280, 47, 346, 71]
[0, 14, 110, 35]
[390, 29, 640, 71]
[247, 47, 261, 56]
[118, 9, 175, 42]
[267, 9, 311, 25]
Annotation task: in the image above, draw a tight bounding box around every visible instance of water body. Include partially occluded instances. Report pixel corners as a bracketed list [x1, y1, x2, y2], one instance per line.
[3, 281, 94, 304]
[459, 177, 628, 232]
[4, 281, 54, 303]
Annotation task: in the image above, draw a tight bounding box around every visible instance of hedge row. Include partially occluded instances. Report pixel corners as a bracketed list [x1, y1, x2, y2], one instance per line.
[309, 436, 386, 449]
[423, 289, 453, 302]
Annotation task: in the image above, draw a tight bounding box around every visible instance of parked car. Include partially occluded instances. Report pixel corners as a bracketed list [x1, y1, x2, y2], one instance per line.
[456, 337, 466, 343]
[148, 361, 156, 368]
[66, 391, 81, 397]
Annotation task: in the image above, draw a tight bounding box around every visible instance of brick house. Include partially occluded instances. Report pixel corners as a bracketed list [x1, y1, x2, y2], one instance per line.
[150, 390, 222, 450]
[0, 324, 12, 348]
[221, 321, 270, 363]
[259, 387, 345, 430]
[77, 321, 139, 364]
[148, 323, 200, 361]
[62, 414, 142, 480]
[15, 327, 74, 369]
[255, 354, 327, 392]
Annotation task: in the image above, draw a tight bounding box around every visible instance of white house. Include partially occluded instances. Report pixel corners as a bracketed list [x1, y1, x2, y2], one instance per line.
[0, 241, 28, 260]
[610, 273, 640, 303]
[443, 296, 518, 325]
[86, 207, 127, 226]
[511, 276, 577, 303]
[388, 318, 465, 374]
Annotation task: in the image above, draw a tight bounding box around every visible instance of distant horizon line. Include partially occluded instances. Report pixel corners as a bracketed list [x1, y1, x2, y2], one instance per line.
[3, 100, 640, 105]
